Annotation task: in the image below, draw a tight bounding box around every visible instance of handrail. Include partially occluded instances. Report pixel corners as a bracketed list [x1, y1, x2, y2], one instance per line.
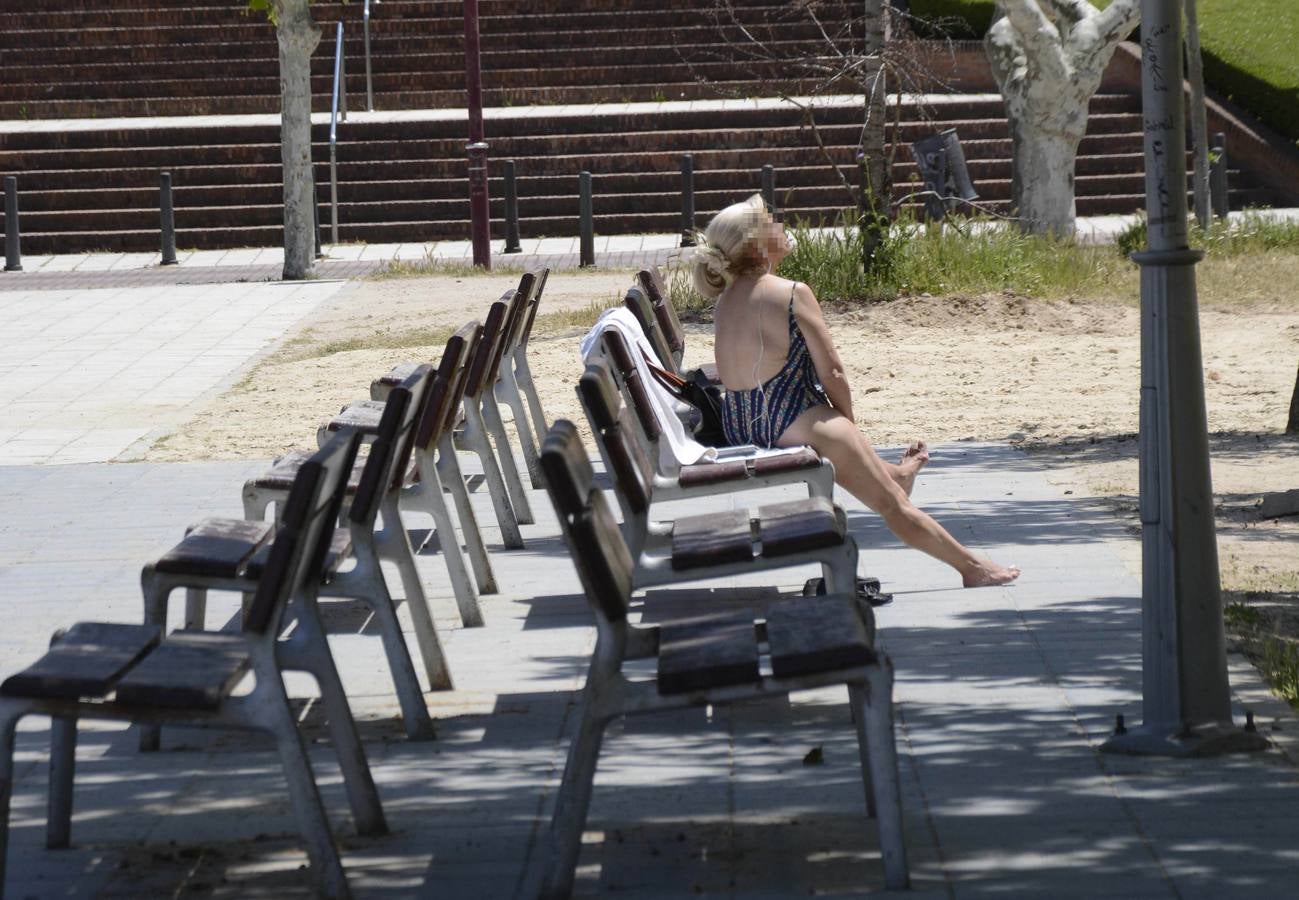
[329, 20, 347, 245]
[364, 0, 378, 112]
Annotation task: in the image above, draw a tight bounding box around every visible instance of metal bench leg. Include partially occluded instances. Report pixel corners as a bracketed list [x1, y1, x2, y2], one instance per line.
[541, 702, 609, 899]
[355, 588, 436, 740]
[514, 352, 549, 450]
[375, 496, 436, 625]
[463, 407, 525, 549]
[183, 588, 207, 630]
[436, 437, 497, 594]
[138, 567, 171, 753]
[496, 373, 543, 489]
[354, 537, 452, 693]
[276, 623, 387, 839]
[481, 392, 534, 524]
[848, 683, 877, 819]
[46, 715, 76, 849]
[0, 709, 19, 891]
[412, 467, 484, 627]
[858, 661, 909, 890]
[252, 660, 355, 900]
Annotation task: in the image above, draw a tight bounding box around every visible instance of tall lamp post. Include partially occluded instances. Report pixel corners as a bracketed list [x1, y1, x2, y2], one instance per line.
[464, 0, 491, 269]
[1100, 0, 1265, 757]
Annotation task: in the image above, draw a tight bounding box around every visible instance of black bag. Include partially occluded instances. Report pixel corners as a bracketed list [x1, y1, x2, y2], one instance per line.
[643, 354, 727, 447]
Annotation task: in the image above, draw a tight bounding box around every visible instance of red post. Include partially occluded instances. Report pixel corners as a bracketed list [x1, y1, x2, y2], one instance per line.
[463, 0, 491, 269]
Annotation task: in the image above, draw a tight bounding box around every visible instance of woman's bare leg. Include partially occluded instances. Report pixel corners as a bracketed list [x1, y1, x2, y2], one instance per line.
[780, 407, 1019, 587]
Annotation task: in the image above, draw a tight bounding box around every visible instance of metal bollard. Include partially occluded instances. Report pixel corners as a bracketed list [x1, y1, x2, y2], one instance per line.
[504, 159, 522, 254]
[4, 176, 21, 272]
[761, 164, 777, 218]
[680, 154, 696, 247]
[1210, 132, 1229, 221]
[579, 171, 594, 268]
[313, 170, 323, 259]
[159, 172, 178, 265]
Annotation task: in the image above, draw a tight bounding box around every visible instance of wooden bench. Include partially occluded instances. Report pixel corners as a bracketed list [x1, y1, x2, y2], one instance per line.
[587, 332, 837, 502]
[143, 368, 444, 744]
[628, 267, 719, 383]
[0, 430, 382, 900]
[316, 323, 491, 629]
[535, 421, 909, 897]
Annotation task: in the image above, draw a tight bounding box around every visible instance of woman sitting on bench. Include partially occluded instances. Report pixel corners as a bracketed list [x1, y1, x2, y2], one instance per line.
[694, 194, 1019, 588]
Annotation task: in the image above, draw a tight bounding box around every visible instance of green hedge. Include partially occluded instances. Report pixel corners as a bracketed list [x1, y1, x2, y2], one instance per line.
[907, 0, 1299, 145]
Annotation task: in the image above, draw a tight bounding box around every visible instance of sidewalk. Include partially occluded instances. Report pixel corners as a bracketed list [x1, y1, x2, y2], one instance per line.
[3, 444, 1298, 897]
[3, 267, 1299, 897]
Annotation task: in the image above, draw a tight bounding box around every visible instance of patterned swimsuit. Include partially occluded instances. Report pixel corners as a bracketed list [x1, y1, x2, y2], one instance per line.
[720, 286, 829, 448]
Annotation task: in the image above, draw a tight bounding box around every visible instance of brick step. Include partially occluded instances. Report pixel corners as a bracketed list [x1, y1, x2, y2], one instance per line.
[0, 95, 1142, 154]
[4, 36, 842, 86]
[0, 20, 850, 68]
[2, 7, 843, 50]
[0, 0, 786, 30]
[2, 118, 1150, 172]
[0, 57, 825, 103]
[13, 166, 1229, 231]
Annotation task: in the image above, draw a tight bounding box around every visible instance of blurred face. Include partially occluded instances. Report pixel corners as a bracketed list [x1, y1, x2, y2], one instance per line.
[764, 216, 790, 266]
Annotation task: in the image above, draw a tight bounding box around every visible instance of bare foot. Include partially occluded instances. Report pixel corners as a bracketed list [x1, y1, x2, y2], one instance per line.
[893, 440, 931, 496]
[962, 559, 1021, 588]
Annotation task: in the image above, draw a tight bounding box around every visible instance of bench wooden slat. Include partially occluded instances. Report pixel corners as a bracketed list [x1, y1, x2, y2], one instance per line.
[671, 509, 752, 570]
[678, 459, 748, 486]
[154, 517, 275, 578]
[326, 399, 386, 435]
[658, 612, 760, 694]
[757, 497, 845, 558]
[751, 447, 820, 475]
[0, 623, 163, 700]
[248, 451, 366, 493]
[372, 362, 422, 400]
[765, 595, 875, 679]
[244, 527, 352, 581]
[115, 632, 251, 710]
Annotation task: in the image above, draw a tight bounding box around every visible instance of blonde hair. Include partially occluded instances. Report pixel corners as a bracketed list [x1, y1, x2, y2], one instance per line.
[691, 193, 772, 299]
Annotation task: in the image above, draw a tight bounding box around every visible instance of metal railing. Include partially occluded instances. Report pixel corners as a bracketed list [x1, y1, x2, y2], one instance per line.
[364, 0, 378, 112]
[329, 20, 347, 245]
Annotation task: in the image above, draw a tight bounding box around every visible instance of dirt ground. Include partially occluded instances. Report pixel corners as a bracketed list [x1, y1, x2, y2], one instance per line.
[146, 269, 1299, 690]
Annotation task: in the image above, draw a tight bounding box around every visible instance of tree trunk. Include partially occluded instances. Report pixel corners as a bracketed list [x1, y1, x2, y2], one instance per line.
[1287, 362, 1299, 434]
[1010, 126, 1078, 237]
[860, 0, 890, 269]
[275, 0, 321, 280]
[1185, 0, 1211, 232]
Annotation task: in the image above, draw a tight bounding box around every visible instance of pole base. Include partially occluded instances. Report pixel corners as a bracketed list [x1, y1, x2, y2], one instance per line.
[503, 244, 522, 254]
[3, 264, 21, 272]
[1100, 720, 1269, 758]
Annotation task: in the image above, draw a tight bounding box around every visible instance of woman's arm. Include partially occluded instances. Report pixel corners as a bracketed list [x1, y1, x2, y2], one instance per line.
[792, 283, 854, 420]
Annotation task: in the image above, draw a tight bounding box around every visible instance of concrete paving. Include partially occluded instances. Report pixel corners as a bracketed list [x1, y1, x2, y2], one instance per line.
[2, 273, 1299, 897]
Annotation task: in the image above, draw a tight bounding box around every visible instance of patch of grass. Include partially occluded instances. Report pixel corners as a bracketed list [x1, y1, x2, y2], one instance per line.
[777, 215, 1125, 302]
[369, 254, 487, 280]
[532, 296, 624, 333]
[281, 325, 456, 361]
[1224, 602, 1263, 628]
[1260, 638, 1299, 707]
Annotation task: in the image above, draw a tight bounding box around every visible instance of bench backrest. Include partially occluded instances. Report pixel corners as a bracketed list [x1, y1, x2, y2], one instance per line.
[246, 428, 361, 635]
[464, 296, 511, 399]
[501, 270, 536, 358]
[415, 321, 480, 449]
[351, 365, 433, 525]
[540, 420, 635, 624]
[517, 267, 550, 351]
[578, 358, 652, 516]
[623, 284, 675, 372]
[599, 327, 663, 446]
[637, 267, 685, 368]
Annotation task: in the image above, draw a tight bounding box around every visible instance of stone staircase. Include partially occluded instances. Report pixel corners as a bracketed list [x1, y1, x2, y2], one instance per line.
[0, 0, 1287, 254]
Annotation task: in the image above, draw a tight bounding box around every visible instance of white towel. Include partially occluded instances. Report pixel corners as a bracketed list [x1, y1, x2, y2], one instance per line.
[580, 308, 718, 468]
